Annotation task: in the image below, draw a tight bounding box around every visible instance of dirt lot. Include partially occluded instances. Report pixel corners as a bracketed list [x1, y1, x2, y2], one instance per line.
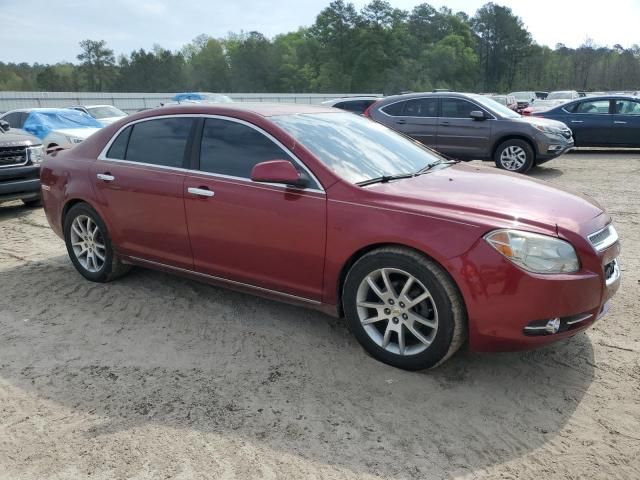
[0, 151, 638, 480]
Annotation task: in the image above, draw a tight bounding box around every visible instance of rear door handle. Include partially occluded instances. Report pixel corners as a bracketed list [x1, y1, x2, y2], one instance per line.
[396, 119, 406, 125]
[188, 187, 215, 198]
[441, 121, 450, 126]
[97, 173, 115, 182]
[570, 120, 583, 124]
[614, 121, 627, 124]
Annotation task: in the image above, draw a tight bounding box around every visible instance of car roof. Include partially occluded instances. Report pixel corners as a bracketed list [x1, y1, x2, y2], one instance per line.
[130, 102, 338, 119]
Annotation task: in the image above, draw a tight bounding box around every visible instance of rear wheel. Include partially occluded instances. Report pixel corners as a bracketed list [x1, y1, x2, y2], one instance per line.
[494, 139, 534, 174]
[63, 203, 130, 282]
[343, 247, 466, 370]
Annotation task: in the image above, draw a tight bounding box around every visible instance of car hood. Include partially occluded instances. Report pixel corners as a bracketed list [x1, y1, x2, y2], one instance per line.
[97, 116, 125, 126]
[513, 115, 568, 129]
[0, 131, 41, 146]
[366, 163, 603, 233]
[51, 127, 101, 139]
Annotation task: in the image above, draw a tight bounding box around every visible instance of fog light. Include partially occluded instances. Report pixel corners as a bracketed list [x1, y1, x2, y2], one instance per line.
[545, 318, 561, 334]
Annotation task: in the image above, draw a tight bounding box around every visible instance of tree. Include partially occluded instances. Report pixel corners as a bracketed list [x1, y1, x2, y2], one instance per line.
[76, 39, 116, 91]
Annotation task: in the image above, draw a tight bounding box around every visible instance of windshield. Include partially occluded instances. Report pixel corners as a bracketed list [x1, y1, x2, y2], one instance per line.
[87, 106, 126, 119]
[547, 91, 573, 100]
[472, 95, 520, 118]
[271, 112, 443, 184]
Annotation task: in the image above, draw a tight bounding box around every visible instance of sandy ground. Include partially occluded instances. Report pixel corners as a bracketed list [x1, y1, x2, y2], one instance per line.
[0, 151, 638, 480]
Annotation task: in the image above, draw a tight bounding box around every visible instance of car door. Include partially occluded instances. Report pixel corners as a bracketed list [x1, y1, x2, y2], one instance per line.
[436, 97, 492, 159]
[564, 99, 613, 146]
[378, 98, 439, 147]
[91, 116, 195, 269]
[611, 99, 640, 146]
[182, 117, 326, 301]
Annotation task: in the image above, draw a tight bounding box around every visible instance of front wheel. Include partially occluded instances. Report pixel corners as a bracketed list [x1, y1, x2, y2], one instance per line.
[494, 139, 534, 174]
[63, 203, 130, 282]
[343, 247, 466, 370]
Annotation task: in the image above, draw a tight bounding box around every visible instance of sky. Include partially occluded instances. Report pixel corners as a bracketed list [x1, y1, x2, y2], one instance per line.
[1, 0, 640, 64]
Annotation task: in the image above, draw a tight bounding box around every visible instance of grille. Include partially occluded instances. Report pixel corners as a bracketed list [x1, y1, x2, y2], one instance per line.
[588, 224, 618, 251]
[0, 146, 27, 167]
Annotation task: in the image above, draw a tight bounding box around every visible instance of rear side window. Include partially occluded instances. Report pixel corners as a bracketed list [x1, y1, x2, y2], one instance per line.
[199, 118, 294, 178]
[571, 100, 610, 114]
[402, 98, 438, 117]
[441, 98, 477, 118]
[125, 118, 193, 168]
[381, 101, 405, 116]
[106, 126, 132, 159]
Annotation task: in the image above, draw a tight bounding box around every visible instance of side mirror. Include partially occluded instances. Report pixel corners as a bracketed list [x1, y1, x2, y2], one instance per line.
[0, 120, 10, 132]
[470, 110, 486, 121]
[251, 160, 308, 188]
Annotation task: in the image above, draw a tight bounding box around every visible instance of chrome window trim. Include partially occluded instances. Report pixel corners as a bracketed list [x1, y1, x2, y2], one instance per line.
[128, 255, 321, 305]
[97, 113, 325, 193]
[588, 224, 619, 251]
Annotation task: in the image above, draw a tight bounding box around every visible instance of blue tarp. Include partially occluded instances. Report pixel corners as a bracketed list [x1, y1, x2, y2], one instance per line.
[23, 109, 102, 139]
[172, 92, 207, 102]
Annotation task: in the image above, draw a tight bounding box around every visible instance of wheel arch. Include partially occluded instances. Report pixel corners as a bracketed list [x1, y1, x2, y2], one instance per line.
[491, 135, 538, 163]
[335, 242, 466, 319]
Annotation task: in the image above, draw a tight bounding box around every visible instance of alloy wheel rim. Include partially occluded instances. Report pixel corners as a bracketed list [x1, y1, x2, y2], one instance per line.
[500, 145, 527, 170]
[356, 268, 438, 356]
[70, 215, 106, 273]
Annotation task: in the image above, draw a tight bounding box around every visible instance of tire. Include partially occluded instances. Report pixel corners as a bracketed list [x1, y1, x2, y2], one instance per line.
[22, 197, 42, 208]
[343, 247, 466, 370]
[63, 202, 131, 282]
[494, 139, 535, 174]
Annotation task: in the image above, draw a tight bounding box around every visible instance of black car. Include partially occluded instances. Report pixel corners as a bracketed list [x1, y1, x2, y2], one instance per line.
[0, 120, 44, 206]
[531, 96, 640, 147]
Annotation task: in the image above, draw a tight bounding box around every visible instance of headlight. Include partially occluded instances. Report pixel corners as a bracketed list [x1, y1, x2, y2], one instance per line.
[65, 136, 83, 144]
[26, 145, 45, 164]
[485, 229, 580, 274]
[533, 124, 564, 136]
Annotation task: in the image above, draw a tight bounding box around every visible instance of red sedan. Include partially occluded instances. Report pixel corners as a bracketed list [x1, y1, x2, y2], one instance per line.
[40, 104, 621, 370]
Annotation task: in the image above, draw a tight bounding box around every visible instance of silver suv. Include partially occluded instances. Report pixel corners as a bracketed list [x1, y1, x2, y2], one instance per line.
[366, 92, 574, 174]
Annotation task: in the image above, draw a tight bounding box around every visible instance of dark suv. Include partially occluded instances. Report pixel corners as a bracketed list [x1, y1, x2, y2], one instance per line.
[0, 120, 44, 206]
[366, 92, 574, 173]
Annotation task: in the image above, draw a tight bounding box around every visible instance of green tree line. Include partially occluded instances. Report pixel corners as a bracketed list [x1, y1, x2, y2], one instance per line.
[1, 1, 639, 94]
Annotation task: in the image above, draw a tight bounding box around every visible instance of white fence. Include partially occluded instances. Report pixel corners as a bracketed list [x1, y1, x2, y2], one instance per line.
[0, 92, 382, 114]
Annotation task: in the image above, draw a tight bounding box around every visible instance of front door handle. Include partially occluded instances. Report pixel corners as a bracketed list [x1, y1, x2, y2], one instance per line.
[441, 121, 450, 126]
[97, 173, 115, 182]
[571, 120, 583, 124]
[396, 119, 406, 125]
[614, 121, 627, 124]
[188, 187, 215, 198]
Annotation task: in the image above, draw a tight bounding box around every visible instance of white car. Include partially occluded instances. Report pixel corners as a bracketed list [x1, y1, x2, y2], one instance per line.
[68, 104, 127, 126]
[0, 108, 103, 149]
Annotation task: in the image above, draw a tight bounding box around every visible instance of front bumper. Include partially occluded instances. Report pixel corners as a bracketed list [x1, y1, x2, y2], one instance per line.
[448, 229, 620, 352]
[536, 135, 574, 162]
[0, 165, 41, 203]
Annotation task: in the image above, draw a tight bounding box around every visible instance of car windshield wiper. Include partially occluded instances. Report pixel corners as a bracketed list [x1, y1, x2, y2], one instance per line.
[356, 172, 416, 187]
[416, 159, 459, 175]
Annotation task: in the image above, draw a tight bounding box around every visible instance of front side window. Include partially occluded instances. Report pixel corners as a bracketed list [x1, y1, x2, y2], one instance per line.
[199, 118, 294, 179]
[614, 100, 640, 115]
[572, 100, 610, 114]
[441, 98, 478, 119]
[124, 117, 193, 168]
[2, 112, 24, 128]
[271, 112, 442, 184]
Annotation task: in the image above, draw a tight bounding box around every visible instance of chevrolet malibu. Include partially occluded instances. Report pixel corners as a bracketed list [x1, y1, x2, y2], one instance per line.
[40, 104, 621, 370]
